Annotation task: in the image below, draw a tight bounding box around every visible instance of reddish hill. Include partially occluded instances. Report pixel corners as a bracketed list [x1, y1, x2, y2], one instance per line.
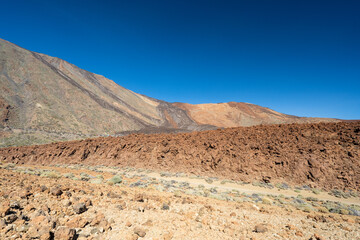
[1, 121, 359, 191]
[173, 102, 339, 127]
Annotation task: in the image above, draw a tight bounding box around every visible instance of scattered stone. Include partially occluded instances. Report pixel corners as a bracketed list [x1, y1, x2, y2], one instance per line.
[38, 226, 53, 240]
[107, 191, 121, 198]
[4, 224, 14, 233]
[42, 205, 50, 214]
[262, 176, 271, 183]
[50, 187, 63, 196]
[16, 224, 30, 233]
[9, 200, 21, 209]
[286, 224, 297, 231]
[162, 203, 170, 210]
[0, 219, 6, 227]
[134, 226, 147, 237]
[309, 233, 326, 240]
[80, 198, 92, 207]
[30, 215, 49, 228]
[54, 226, 77, 240]
[40, 185, 48, 192]
[254, 224, 268, 233]
[90, 213, 106, 226]
[134, 193, 145, 202]
[66, 216, 88, 228]
[163, 231, 174, 240]
[0, 202, 11, 217]
[0, 157, 358, 240]
[90, 227, 99, 234]
[116, 204, 124, 210]
[5, 214, 17, 224]
[73, 203, 87, 214]
[143, 219, 153, 227]
[20, 189, 33, 198]
[62, 199, 72, 207]
[125, 233, 139, 240]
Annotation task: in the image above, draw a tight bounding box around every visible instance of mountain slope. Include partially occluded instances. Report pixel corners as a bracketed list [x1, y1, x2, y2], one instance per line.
[0, 38, 212, 146]
[0, 38, 339, 147]
[173, 102, 338, 127]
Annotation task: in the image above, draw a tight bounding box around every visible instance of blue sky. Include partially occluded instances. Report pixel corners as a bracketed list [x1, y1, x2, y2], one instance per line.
[1, 0, 359, 119]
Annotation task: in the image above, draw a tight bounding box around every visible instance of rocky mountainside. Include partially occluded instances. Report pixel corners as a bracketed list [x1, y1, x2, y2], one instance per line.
[0, 38, 338, 147]
[0, 38, 213, 147]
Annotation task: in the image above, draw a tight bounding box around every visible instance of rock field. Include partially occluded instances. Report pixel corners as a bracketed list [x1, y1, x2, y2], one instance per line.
[0, 162, 359, 239]
[1, 122, 359, 191]
[0, 121, 359, 239]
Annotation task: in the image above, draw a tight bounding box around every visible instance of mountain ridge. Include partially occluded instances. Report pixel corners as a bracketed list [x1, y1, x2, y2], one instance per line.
[0, 38, 339, 147]
[173, 102, 338, 128]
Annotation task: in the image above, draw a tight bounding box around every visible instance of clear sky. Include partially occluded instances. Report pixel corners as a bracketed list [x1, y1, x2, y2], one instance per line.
[1, 0, 359, 119]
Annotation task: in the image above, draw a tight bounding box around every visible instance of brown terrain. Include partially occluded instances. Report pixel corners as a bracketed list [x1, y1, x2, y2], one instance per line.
[0, 38, 213, 147]
[1, 38, 359, 239]
[1, 121, 359, 191]
[0, 38, 339, 148]
[173, 102, 338, 128]
[1, 163, 359, 240]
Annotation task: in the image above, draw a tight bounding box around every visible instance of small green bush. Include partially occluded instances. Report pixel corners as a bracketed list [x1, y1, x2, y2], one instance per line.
[63, 173, 75, 179]
[221, 180, 227, 185]
[349, 190, 359, 198]
[330, 189, 345, 198]
[41, 171, 61, 179]
[205, 178, 213, 184]
[311, 188, 321, 195]
[306, 196, 319, 201]
[339, 209, 349, 215]
[262, 197, 272, 205]
[302, 206, 313, 213]
[317, 206, 329, 213]
[275, 182, 291, 190]
[107, 175, 122, 185]
[80, 172, 90, 181]
[5, 163, 16, 169]
[90, 178, 103, 184]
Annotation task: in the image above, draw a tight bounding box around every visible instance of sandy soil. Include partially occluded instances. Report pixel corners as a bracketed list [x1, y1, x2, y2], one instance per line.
[1, 163, 359, 239]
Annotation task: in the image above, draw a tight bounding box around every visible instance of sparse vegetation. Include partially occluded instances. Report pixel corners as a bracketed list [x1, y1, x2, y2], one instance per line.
[107, 175, 123, 185]
[275, 183, 291, 190]
[4, 163, 16, 169]
[205, 178, 213, 184]
[311, 188, 321, 195]
[0, 161, 358, 219]
[40, 171, 61, 179]
[63, 172, 75, 179]
[80, 172, 91, 181]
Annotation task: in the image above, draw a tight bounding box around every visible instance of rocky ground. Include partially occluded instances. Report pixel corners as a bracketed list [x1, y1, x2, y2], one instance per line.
[1, 122, 359, 192]
[0, 162, 359, 239]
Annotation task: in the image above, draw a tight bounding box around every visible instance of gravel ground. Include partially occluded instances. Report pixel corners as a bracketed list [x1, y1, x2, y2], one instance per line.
[0, 163, 359, 239]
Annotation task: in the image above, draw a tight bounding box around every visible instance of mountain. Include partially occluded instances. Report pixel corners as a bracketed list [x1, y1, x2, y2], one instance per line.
[173, 102, 338, 128]
[0, 38, 339, 147]
[0, 38, 215, 146]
